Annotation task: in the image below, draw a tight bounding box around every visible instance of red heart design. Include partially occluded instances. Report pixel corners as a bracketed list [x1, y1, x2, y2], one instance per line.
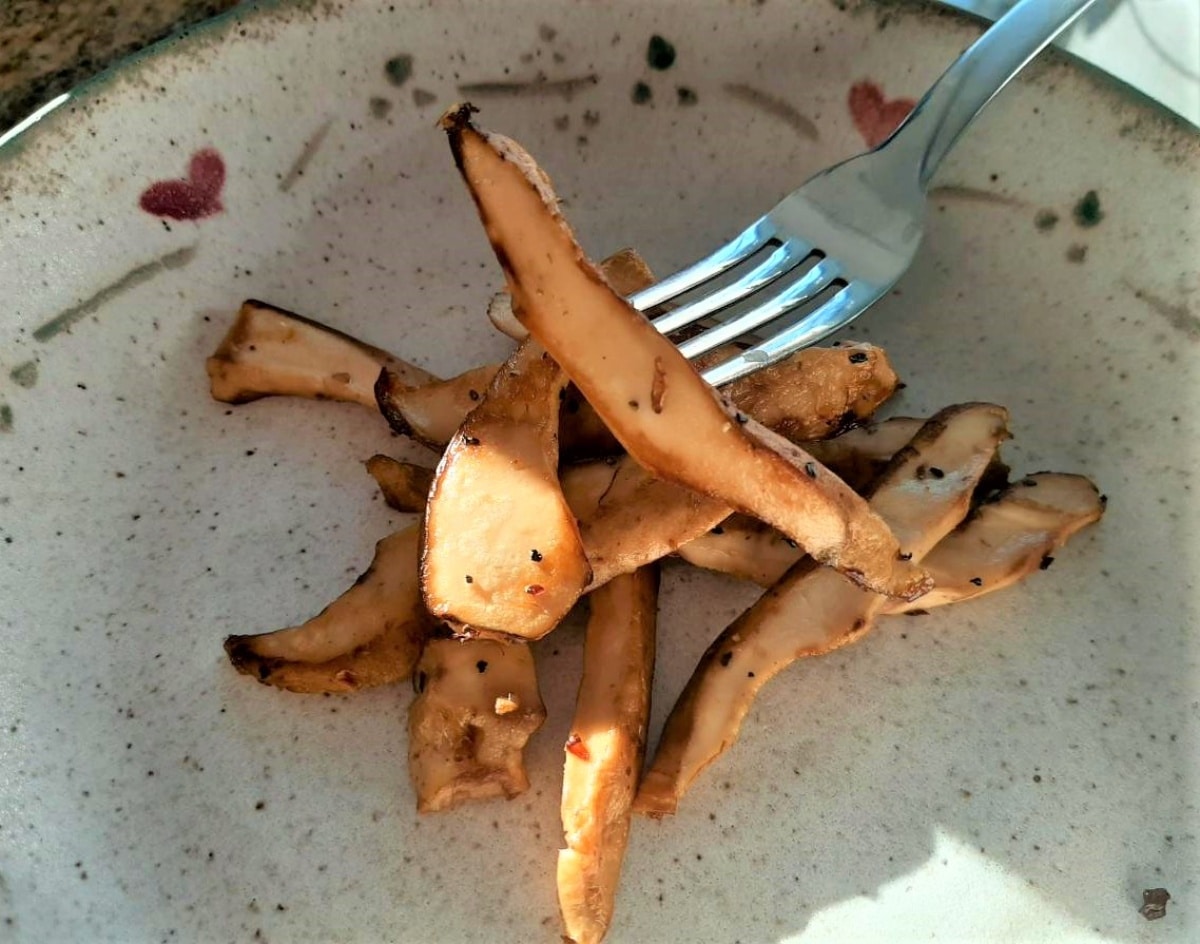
[139, 148, 226, 221]
[847, 81, 915, 149]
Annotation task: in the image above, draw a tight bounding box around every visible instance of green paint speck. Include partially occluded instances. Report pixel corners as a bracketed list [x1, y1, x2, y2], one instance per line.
[0, 404, 12, 433]
[10, 361, 37, 388]
[647, 35, 676, 71]
[1073, 190, 1104, 228]
[385, 54, 413, 87]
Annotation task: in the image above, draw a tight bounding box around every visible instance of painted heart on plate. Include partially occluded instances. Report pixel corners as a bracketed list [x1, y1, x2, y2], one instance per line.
[139, 148, 226, 220]
[847, 80, 916, 149]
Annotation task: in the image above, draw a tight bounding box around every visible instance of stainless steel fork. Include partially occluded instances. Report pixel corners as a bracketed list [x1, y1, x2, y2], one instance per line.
[635, 0, 1097, 387]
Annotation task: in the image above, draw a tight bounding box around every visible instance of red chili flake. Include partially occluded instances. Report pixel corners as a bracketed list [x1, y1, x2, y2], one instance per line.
[564, 734, 590, 760]
[525, 583, 545, 596]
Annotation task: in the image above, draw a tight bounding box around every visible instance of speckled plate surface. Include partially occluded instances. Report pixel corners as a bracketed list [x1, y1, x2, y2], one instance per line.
[1, 1, 1198, 941]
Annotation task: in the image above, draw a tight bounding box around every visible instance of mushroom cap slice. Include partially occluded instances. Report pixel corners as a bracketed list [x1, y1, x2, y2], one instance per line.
[421, 339, 591, 639]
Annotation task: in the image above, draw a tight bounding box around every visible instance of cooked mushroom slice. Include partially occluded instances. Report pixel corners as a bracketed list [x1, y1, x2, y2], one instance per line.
[634, 403, 1009, 815]
[804, 417, 926, 492]
[487, 290, 527, 341]
[376, 363, 501, 450]
[379, 249, 658, 458]
[886, 472, 1105, 613]
[422, 339, 591, 639]
[676, 516, 800, 588]
[721, 343, 899, 443]
[224, 525, 429, 693]
[578, 455, 729, 588]
[441, 106, 926, 601]
[364, 455, 435, 513]
[207, 299, 435, 406]
[408, 635, 547, 812]
[558, 567, 658, 944]
[489, 247, 656, 343]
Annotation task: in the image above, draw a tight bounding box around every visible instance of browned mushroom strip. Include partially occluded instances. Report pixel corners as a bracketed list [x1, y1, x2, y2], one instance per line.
[634, 403, 1009, 816]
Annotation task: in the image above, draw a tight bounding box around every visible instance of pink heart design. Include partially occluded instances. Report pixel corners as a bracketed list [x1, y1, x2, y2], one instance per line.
[847, 81, 916, 149]
[139, 148, 226, 221]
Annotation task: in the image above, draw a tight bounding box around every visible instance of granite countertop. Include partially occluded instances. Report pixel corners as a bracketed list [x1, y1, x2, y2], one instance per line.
[0, 0, 239, 133]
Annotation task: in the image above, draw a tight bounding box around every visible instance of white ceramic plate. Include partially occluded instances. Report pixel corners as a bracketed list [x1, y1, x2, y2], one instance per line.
[2, 1, 1197, 941]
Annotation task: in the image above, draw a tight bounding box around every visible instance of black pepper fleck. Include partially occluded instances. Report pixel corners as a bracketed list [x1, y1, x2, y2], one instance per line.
[719, 652, 733, 667]
[1039, 555, 1055, 570]
[804, 462, 817, 478]
[464, 574, 474, 584]
[929, 467, 945, 479]
[969, 577, 983, 587]
[476, 660, 488, 674]
[848, 351, 869, 364]
[531, 549, 543, 562]
[632, 82, 652, 105]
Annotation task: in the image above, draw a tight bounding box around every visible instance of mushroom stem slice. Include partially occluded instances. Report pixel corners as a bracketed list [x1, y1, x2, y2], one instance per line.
[408, 636, 547, 812]
[207, 299, 434, 406]
[441, 106, 927, 601]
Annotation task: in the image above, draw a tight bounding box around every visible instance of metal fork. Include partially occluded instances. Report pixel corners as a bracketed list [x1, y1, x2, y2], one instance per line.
[632, 0, 1097, 387]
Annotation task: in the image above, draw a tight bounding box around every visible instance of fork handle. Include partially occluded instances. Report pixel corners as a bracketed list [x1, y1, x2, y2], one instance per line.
[889, 0, 1098, 187]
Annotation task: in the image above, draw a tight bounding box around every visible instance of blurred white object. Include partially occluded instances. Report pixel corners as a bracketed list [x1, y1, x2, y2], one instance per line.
[947, 0, 1200, 124]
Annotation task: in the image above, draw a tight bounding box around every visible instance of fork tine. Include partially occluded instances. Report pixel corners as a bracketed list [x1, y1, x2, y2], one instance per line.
[650, 238, 811, 336]
[700, 280, 877, 387]
[677, 256, 842, 360]
[627, 215, 776, 311]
